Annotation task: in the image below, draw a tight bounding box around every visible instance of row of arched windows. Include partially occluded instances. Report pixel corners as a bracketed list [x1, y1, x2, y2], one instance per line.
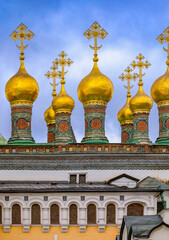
[0, 203, 144, 225]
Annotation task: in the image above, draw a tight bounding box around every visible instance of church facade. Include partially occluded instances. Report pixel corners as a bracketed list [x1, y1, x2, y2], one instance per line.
[0, 22, 169, 240]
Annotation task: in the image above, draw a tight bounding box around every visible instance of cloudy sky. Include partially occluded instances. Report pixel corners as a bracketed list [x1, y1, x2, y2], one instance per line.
[0, 0, 169, 143]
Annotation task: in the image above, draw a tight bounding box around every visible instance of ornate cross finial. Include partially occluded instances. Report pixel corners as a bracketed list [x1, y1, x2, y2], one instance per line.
[84, 21, 108, 62]
[119, 67, 138, 98]
[10, 23, 34, 61]
[54, 51, 73, 85]
[45, 62, 59, 97]
[130, 53, 151, 87]
[157, 27, 169, 66]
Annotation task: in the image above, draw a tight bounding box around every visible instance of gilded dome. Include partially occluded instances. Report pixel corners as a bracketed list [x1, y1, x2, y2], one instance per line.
[117, 97, 133, 125]
[129, 86, 153, 113]
[5, 62, 39, 106]
[77, 62, 113, 104]
[44, 105, 55, 125]
[151, 69, 169, 104]
[52, 84, 75, 114]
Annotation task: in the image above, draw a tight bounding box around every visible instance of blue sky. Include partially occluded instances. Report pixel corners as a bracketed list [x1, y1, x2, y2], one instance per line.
[0, 0, 169, 143]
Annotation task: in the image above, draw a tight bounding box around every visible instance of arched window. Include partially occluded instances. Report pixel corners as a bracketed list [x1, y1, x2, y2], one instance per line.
[69, 204, 77, 224]
[31, 204, 41, 225]
[127, 203, 144, 216]
[87, 204, 96, 224]
[12, 204, 21, 224]
[107, 204, 115, 224]
[0, 205, 2, 224]
[50, 204, 59, 224]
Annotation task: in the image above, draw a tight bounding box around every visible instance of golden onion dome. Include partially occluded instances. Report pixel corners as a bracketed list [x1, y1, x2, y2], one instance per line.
[5, 61, 39, 106]
[129, 85, 153, 113]
[77, 62, 114, 104]
[117, 97, 133, 125]
[151, 68, 169, 105]
[52, 84, 75, 114]
[44, 105, 55, 125]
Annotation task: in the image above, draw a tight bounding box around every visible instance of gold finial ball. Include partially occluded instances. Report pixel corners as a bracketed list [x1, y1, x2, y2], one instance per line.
[52, 87, 75, 114]
[117, 99, 133, 125]
[44, 106, 55, 125]
[151, 71, 169, 104]
[129, 87, 153, 113]
[5, 64, 39, 106]
[77, 63, 113, 104]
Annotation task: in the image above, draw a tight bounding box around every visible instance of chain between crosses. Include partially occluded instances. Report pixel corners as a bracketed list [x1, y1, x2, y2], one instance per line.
[119, 67, 138, 98]
[157, 27, 169, 66]
[54, 51, 73, 85]
[10, 23, 34, 60]
[84, 21, 108, 62]
[130, 53, 151, 86]
[45, 62, 59, 97]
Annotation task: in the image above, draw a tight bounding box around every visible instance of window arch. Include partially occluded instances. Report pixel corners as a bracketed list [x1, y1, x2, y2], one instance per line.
[69, 204, 77, 224]
[50, 204, 59, 224]
[12, 204, 21, 224]
[107, 203, 116, 224]
[31, 204, 41, 225]
[127, 203, 144, 216]
[0, 205, 2, 224]
[87, 204, 96, 224]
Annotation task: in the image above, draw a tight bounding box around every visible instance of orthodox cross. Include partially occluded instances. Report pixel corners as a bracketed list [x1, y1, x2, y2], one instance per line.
[130, 53, 151, 86]
[157, 27, 169, 66]
[45, 62, 59, 98]
[84, 21, 108, 62]
[10, 23, 34, 60]
[119, 67, 138, 98]
[54, 51, 73, 85]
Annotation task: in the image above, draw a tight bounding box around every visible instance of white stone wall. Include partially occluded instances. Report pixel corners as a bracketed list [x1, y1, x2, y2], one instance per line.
[0, 191, 157, 232]
[0, 169, 168, 181]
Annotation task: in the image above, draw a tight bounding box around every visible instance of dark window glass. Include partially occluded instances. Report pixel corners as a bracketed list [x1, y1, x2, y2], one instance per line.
[127, 203, 144, 216]
[157, 202, 165, 213]
[79, 174, 86, 184]
[5, 196, 9, 201]
[12, 204, 21, 224]
[63, 196, 67, 201]
[24, 196, 28, 201]
[81, 196, 85, 201]
[120, 195, 124, 201]
[87, 204, 96, 224]
[69, 204, 77, 224]
[107, 204, 115, 224]
[70, 175, 77, 184]
[44, 196, 48, 201]
[100, 196, 104, 201]
[50, 204, 59, 224]
[31, 204, 41, 224]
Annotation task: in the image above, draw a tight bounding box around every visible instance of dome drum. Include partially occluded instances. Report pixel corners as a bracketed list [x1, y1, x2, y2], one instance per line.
[55, 113, 76, 144]
[121, 124, 133, 144]
[81, 103, 109, 144]
[154, 104, 169, 143]
[131, 113, 152, 144]
[8, 104, 35, 144]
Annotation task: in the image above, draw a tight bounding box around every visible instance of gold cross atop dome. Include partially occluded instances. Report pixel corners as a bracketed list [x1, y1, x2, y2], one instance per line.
[119, 67, 138, 98]
[45, 62, 59, 97]
[130, 53, 151, 86]
[10, 23, 34, 61]
[54, 51, 73, 85]
[157, 27, 169, 66]
[84, 21, 108, 62]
